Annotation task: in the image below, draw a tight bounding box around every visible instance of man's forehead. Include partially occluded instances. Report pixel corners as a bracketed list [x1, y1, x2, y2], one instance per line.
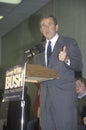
[40, 17, 54, 23]
[76, 80, 85, 87]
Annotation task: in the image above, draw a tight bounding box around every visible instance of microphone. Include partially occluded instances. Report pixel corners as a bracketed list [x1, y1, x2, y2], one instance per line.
[25, 43, 45, 58]
[25, 49, 31, 54]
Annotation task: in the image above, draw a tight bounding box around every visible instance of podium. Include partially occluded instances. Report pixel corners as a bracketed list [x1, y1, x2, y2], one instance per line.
[3, 64, 59, 130]
[25, 64, 58, 83]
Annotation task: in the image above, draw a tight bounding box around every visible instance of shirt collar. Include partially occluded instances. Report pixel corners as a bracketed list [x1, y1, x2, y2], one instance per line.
[46, 33, 59, 50]
[78, 92, 86, 99]
[46, 33, 59, 43]
[51, 33, 59, 44]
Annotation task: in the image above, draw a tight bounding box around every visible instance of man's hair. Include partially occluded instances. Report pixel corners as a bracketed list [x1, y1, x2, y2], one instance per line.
[76, 77, 86, 86]
[40, 15, 58, 25]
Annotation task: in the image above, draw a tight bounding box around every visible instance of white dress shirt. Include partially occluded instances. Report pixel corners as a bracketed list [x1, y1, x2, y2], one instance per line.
[45, 33, 70, 66]
[45, 33, 59, 66]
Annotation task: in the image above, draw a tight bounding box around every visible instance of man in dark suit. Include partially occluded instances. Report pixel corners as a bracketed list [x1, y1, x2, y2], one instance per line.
[34, 15, 83, 130]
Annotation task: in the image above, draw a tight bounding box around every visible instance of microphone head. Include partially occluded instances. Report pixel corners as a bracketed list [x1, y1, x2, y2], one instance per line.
[24, 49, 31, 54]
[24, 43, 45, 59]
[35, 43, 45, 53]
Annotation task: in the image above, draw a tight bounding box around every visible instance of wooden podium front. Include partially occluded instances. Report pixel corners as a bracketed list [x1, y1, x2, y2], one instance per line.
[25, 64, 59, 83]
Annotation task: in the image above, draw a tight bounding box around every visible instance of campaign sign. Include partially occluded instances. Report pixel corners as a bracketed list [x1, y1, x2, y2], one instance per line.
[2, 65, 26, 102]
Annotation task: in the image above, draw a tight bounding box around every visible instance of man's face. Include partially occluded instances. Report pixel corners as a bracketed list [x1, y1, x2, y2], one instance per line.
[76, 80, 86, 95]
[40, 17, 58, 40]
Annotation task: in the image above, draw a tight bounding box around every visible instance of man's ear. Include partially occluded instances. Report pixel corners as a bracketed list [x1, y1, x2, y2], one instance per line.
[56, 24, 59, 32]
[40, 28, 43, 34]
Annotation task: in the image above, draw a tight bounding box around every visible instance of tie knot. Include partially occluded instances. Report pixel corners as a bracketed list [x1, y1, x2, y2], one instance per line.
[48, 41, 51, 45]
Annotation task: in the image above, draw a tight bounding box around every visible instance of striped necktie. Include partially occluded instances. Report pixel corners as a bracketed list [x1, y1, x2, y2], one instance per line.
[47, 41, 52, 65]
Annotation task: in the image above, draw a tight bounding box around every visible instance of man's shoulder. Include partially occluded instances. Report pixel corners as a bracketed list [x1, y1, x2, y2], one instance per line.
[58, 35, 77, 47]
[63, 36, 77, 43]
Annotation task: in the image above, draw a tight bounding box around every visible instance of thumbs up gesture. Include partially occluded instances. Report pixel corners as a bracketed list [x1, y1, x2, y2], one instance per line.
[58, 46, 67, 62]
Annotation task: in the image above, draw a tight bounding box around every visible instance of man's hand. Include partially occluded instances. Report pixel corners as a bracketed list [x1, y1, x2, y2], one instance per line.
[58, 46, 67, 62]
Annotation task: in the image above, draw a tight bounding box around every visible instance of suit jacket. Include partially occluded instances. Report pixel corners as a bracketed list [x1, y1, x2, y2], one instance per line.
[34, 34, 83, 103]
[33, 34, 83, 130]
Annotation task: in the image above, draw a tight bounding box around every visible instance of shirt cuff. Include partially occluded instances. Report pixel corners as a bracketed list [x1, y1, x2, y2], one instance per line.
[66, 59, 70, 66]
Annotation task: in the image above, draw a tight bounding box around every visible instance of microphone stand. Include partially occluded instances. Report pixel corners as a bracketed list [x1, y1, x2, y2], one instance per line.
[21, 43, 44, 130]
[21, 46, 44, 129]
[21, 59, 29, 130]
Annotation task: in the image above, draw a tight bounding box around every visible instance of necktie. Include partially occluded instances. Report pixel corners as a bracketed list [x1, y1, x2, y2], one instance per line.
[47, 41, 52, 65]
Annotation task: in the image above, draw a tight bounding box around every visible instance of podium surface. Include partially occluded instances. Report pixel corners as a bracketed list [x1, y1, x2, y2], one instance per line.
[25, 64, 59, 83]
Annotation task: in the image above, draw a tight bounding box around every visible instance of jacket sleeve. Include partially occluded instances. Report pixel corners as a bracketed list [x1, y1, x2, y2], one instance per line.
[65, 38, 83, 71]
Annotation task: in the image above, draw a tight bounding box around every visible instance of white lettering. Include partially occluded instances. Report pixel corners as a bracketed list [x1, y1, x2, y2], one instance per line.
[5, 73, 24, 89]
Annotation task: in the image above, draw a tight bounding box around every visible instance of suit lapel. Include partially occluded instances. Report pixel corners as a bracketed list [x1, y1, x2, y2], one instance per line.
[50, 35, 64, 59]
[47, 35, 65, 67]
[42, 35, 65, 67]
[53, 35, 64, 53]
